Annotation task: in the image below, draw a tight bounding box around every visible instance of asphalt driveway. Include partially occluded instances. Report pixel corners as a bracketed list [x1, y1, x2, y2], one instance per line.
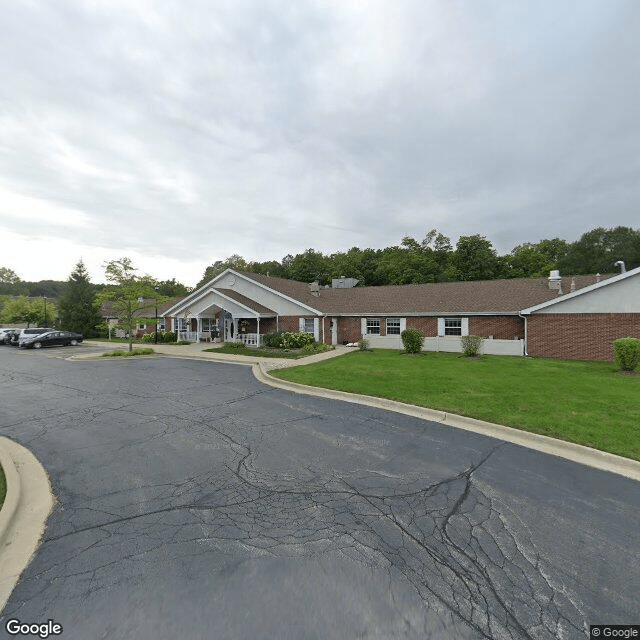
[0, 346, 638, 639]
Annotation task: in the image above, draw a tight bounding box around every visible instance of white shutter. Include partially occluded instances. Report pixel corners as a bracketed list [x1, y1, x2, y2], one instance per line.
[400, 318, 407, 333]
[361, 318, 367, 336]
[437, 318, 445, 336]
[299, 317, 305, 332]
[462, 318, 469, 336]
[313, 318, 319, 342]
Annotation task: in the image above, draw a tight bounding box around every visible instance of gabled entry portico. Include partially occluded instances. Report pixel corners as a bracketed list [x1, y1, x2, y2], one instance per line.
[164, 286, 277, 345]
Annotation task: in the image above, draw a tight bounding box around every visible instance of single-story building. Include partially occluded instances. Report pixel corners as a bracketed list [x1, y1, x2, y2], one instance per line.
[161, 267, 640, 361]
[100, 298, 182, 339]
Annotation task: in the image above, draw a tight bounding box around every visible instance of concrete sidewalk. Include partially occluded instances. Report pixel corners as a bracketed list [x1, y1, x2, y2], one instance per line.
[76, 340, 351, 369]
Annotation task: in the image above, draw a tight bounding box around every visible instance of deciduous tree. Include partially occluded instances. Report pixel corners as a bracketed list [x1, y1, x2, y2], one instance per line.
[98, 258, 159, 351]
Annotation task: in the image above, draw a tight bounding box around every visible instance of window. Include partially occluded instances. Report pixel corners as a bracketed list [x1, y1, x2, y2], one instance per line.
[177, 318, 187, 331]
[444, 318, 462, 336]
[202, 318, 213, 331]
[303, 318, 315, 334]
[158, 319, 166, 331]
[366, 318, 380, 334]
[137, 323, 146, 331]
[386, 318, 401, 335]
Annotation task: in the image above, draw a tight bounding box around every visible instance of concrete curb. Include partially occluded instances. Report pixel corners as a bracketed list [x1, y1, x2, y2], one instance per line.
[0, 438, 56, 613]
[254, 363, 640, 483]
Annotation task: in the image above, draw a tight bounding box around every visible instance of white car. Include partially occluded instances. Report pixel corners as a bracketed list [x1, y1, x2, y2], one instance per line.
[13, 327, 55, 347]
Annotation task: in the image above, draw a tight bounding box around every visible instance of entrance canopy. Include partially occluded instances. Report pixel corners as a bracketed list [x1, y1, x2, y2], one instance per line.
[164, 286, 277, 343]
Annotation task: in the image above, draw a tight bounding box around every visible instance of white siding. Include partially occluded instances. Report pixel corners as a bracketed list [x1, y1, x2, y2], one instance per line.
[536, 276, 640, 313]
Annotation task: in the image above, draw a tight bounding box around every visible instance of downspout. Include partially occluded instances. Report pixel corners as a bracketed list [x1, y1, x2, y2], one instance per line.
[321, 315, 325, 344]
[518, 312, 529, 356]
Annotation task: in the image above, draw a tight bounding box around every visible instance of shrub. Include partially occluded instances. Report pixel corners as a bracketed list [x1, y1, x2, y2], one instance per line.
[163, 331, 176, 343]
[302, 342, 330, 354]
[358, 338, 369, 351]
[262, 332, 284, 348]
[282, 332, 314, 349]
[263, 332, 314, 349]
[401, 328, 424, 354]
[226, 342, 248, 352]
[613, 337, 640, 371]
[141, 332, 160, 343]
[461, 335, 483, 357]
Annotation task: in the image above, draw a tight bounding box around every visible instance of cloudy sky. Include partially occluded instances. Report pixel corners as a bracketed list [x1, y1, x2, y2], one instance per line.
[1, 1, 638, 286]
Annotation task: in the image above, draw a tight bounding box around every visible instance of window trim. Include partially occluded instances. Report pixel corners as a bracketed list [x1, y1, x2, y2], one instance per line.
[386, 317, 401, 335]
[366, 318, 381, 335]
[438, 317, 469, 337]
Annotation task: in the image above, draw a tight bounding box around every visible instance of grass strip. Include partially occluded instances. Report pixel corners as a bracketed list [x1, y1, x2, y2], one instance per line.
[272, 350, 640, 461]
[204, 345, 329, 359]
[101, 348, 155, 357]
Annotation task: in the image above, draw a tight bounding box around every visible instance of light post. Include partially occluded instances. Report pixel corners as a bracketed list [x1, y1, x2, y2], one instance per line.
[137, 294, 158, 343]
[43, 296, 47, 327]
[154, 287, 159, 344]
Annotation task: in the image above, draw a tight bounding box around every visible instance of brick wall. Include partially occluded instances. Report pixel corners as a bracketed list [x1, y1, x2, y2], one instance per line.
[278, 316, 302, 333]
[406, 317, 438, 336]
[336, 315, 524, 343]
[260, 317, 277, 334]
[528, 313, 640, 361]
[337, 317, 363, 344]
[469, 316, 524, 340]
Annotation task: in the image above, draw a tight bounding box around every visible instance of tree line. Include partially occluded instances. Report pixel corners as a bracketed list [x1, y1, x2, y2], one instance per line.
[196, 226, 640, 288]
[1, 225, 638, 335]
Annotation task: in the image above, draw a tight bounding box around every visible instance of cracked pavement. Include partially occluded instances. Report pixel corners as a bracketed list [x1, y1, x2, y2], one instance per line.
[1, 347, 639, 639]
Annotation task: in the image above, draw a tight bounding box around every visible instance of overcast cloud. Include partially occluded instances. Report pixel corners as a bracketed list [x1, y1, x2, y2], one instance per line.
[1, 0, 639, 286]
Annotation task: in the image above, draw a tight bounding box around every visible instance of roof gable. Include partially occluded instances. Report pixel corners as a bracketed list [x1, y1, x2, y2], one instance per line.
[163, 269, 321, 318]
[521, 266, 640, 314]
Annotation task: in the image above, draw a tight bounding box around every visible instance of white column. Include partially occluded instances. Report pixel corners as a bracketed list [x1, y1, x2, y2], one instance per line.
[257, 316, 260, 347]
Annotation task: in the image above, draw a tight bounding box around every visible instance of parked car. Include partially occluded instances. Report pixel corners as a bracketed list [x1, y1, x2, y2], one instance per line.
[11, 327, 55, 346]
[19, 331, 84, 349]
[0, 329, 20, 345]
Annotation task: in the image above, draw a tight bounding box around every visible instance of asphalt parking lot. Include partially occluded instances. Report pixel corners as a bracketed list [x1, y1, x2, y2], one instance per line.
[1, 345, 639, 639]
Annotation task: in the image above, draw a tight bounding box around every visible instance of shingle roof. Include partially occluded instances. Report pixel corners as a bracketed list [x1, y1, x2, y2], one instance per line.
[239, 272, 612, 315]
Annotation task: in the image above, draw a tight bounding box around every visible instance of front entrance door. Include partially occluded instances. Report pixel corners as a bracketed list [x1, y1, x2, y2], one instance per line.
[221, 311, 235, 342]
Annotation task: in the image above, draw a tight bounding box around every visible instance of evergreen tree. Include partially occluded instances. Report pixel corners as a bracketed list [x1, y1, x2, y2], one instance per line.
[59, 260, 103, 336]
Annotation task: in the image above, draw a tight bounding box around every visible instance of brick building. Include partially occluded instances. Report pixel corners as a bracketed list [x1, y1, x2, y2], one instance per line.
[162, 267, 640, 361]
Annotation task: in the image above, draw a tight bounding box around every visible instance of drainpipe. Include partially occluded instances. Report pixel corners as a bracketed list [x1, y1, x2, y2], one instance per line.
[321, 315, 325, 344]
[518, 313, 529, 356]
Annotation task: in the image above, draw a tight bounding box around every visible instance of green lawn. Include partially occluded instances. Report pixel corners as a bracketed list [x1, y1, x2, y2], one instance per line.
[272, 350, 640, 461]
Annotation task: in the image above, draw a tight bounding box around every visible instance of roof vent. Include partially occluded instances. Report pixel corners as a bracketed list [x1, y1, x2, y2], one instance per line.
[548, 270, 562, 290]
[614, 260, 626, 274]
[570, 277, 576, 293]
[332, 277, 359, 289]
